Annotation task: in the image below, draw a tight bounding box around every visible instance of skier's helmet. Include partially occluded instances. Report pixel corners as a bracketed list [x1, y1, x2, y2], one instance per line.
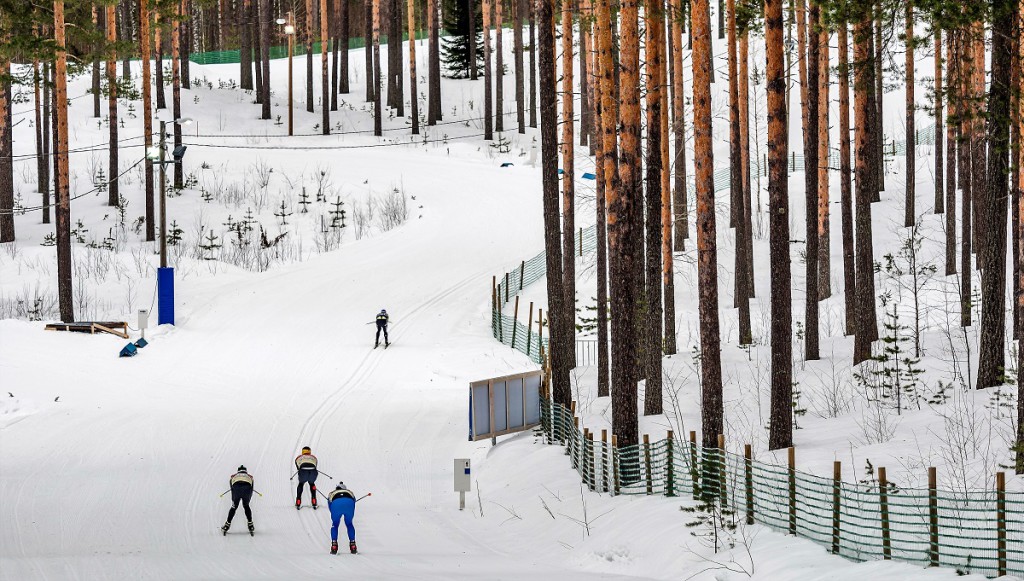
[302, 446, 311, 454]
[380, 309, 386, 314]
[237, 465, 247, 472]
[336, 482, 346, 490]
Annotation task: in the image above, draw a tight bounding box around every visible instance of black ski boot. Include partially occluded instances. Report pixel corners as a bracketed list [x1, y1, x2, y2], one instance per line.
[330, 541, 338, 555]
[349, 541, 358, 554]
[247, 521, 254, 536]
[221, 522, 230, 535]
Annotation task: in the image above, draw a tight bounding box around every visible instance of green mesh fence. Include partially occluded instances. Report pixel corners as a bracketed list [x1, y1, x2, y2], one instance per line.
[536, 397, 1023, 578]
[188, 32, 427, 65]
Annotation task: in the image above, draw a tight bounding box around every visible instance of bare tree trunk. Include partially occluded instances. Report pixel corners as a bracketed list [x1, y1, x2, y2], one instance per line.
[644, 0, 664, 413]
[483, 0, 493, 139]
[260, 0, 271, 119]
[853, 8, 878, 364]
[740, 26, 753, 299]
[366, 0, 375, 101]
[839, 20, 854, 335]
[934, 29, 943, 215]
[672, 0, 687, 250]
[944, 31, 956, 276]
[307, 0, 316, 112]
[528, 1, 536, 127]
[803, 0, 819, 361]
[692, 0, 723, 450]
[389, 0, 404, 114]
[663, 1, 677, 355]
[373, 0, 382, 134]
[322, 0, 331, 131]
[0, 51, 13, 244]
[977, 0, 1012, 389]
[578, 0, 588, 146]
[595, 0, 613, 398]
[93, 5, 102, 118]
[173, 0, 183, 189]
[428, 0, 442, 122]
[904, 0, 914, 227]
[972, 24, 986, 268]
[332, 0, 340, 110]
[817, 22, 830, 298]
[42, 61, 52, 225]
[341, 0, 350, 93]
[241, 0, 254, 90]
[728, 0, 750, 344]
[182, 0, 191, 88]
[469, 0, 478, 79]
[107, 3, 119, 206]
[408, 0, 419, 133]
[514, 0, 524, 133]
[494, 0, 503, 131]
[561, 0, 575, 368]
[766, 0, 791, 450]
[874, 2, 883, 195]
[539, 0, 571, 408]
[34, 57, 47, 214]
[55, 0, 75, 323]
[612, 0, 641, 450]
[959, 29, 972, 327]
[142, 0, 156, 241]
[121, 0, 132, 81]
[1017, 0, 1024, 472]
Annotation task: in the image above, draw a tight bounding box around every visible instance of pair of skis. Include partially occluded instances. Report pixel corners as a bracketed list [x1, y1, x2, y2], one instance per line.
[221, 521, 254, 536]
[374, 342, 391, 349]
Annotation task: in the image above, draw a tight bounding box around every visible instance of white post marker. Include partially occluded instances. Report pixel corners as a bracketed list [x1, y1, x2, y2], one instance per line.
[138, 309, 149, 339]
[454, 458, 471, 510]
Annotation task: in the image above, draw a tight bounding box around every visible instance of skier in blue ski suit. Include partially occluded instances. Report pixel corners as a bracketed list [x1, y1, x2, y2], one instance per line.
[375, 309, 390, 348]
[328, 483, 358, 554]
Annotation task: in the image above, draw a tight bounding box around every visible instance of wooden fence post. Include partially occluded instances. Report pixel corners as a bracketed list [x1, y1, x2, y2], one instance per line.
[519, 260, 525, 290]
[504, 272, 510, 302]
[511, 295, 520, 347]
[601, 429, 608, 493]
[928, 466, 938, 567]
[878, 466, 892, 560]
[572, 417, 580, 466]
[689, 431, 700, 499]
[537, 308, 544, 359]
[997, 471, 1006, 577]
[566, 400, 575, 448]
[788, 447, 797, 535]
[832, 461, 842, 554]
[578, 227, 583, 256]
[643, 434, 653, 495]
[717, 434, 727, 506]
[744, 444, 754, 525]
[612, 434, 620, 495]
[666, 431, 676, 497]
[586, 429, 595, 490]
[526, 301, 534, 356]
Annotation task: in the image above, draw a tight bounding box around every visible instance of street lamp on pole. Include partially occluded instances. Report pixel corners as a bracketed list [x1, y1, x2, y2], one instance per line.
[147, 115, 192, 325]
[277, 14, 296, 136]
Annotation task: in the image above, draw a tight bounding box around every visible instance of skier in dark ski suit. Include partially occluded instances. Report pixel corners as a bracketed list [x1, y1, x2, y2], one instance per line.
[375, 309, 390, 348]
[295, 446, 319, 509]
[222, 466, 255, 535]
[328, 483, 358, 554]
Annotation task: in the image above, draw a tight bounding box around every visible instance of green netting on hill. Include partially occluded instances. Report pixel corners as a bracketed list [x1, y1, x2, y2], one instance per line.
[188, 33, 427, 65]
[534, 397, 1023, 578]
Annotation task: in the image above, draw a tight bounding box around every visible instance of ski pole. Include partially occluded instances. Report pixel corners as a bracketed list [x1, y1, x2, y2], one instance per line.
[317, 489, 332, 502]
[317, 470, 335, 479]
[253, 489, 264, 497]
[218, 489, 231, 497]
[355, 493, 372, 502]
[289, 470, 298, 480]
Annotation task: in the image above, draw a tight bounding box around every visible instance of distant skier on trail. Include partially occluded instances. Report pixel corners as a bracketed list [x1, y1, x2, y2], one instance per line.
[374, 309, 390, 348]
[294, 446, 319, 509]
[222, 465, 255, 536]
[327, 483, 358, 554]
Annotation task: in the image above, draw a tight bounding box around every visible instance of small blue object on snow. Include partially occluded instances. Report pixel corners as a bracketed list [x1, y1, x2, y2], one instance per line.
[582, 172, 596, 180]
[557, 168, 565, 175]
[500, 162, 514, 167]
[119, 343, 138, 358]
[134, 338, 149, 349]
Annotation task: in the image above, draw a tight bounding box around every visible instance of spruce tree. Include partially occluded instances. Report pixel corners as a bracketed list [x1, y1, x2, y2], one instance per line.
[442, 0, 482, 78]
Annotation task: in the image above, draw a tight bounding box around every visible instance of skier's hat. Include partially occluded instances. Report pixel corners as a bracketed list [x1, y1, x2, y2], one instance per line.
[302, 446, 311, 453]
[237, 465, 247, 472]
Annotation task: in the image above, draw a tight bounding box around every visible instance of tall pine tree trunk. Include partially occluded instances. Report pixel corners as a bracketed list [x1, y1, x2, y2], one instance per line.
[766, 0, 792, 450]
[260, 0, 271, 119]
[803, 0, 819, 361]
[332, 0, 340, 110]
[34, 58, 47, 216]
[55, 0, 75, 323]
[944, 31, 956, 276]
[156, 16, 166, 110]
[43, 61, 52, 225]
[977, 0, 1012, 389]
[341, 0, 350, 93]
[528, 1, 536, 127]
[514, 0, 524, 132]
[241, 0, 254, 90]
[0, 47, 13, 244]
[107, 3, 119, 206]
[644, 0, 664, 413]
[173, 0, 183, 190]
[389, 0, 404, 114]
[671, 0, 687, 250]
[93, 5, 102, 118]
[373, 0, 382, 134]
[408, 0, 419, 133]
[740, 26, 753, 299]
[322, 0, 331, 131]
[429, 0, 442, 122]
[494, 0, 503, 131]
[904, 1, 914, 227]
[692, 0, 723, 451]
[539, 0, 571, 407]
[853, 8, 878, 364]
[483, 0, 493, 139]
[663, 1, 677, 355]
[934, 30, 943, 214]
[366, 0, 375, 101]
[142, 0, 156, 241]
[561, 0, 575, 368]
[959, 28, 973, 326]
[728, 0, 750, 344]
[817, 22, 830, 298]
[307, 0, 316, 112]
[839, 19, 855, 335]
[595, 0, 614, 398]
[612, 0, 641, 451]
[874, 2, 883, 195]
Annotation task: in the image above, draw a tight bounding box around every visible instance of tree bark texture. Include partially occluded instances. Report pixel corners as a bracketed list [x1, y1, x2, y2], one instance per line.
[644, 0, 664, 413]
[514, 0, 524, 133]
[817, 22, 829, 299]
[55, 0, 75, 323]
[482, 0, 493, 139]
[595, 0, 615, 398]
[322, 0, 331, 132]
[408, 0, 419, 133]
[672, 0, 687, 249]
[561, 0, 576, 368]
[260, 0, 271, 119]
[839, 20, 855, 335]
[142, 0, 156, 241]
[803, 0, 819, 361]
[904, 1, 914, 227]
[107, 3, 119, 206]
[373, 0, 383, 134]
[853, 11, 878, 364]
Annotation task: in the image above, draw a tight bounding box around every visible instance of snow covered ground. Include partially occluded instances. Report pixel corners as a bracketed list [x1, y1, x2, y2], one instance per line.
[1, 28, 1019, 580]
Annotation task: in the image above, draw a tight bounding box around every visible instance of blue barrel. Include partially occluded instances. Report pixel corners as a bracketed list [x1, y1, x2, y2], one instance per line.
[157, 267, 175, 326]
